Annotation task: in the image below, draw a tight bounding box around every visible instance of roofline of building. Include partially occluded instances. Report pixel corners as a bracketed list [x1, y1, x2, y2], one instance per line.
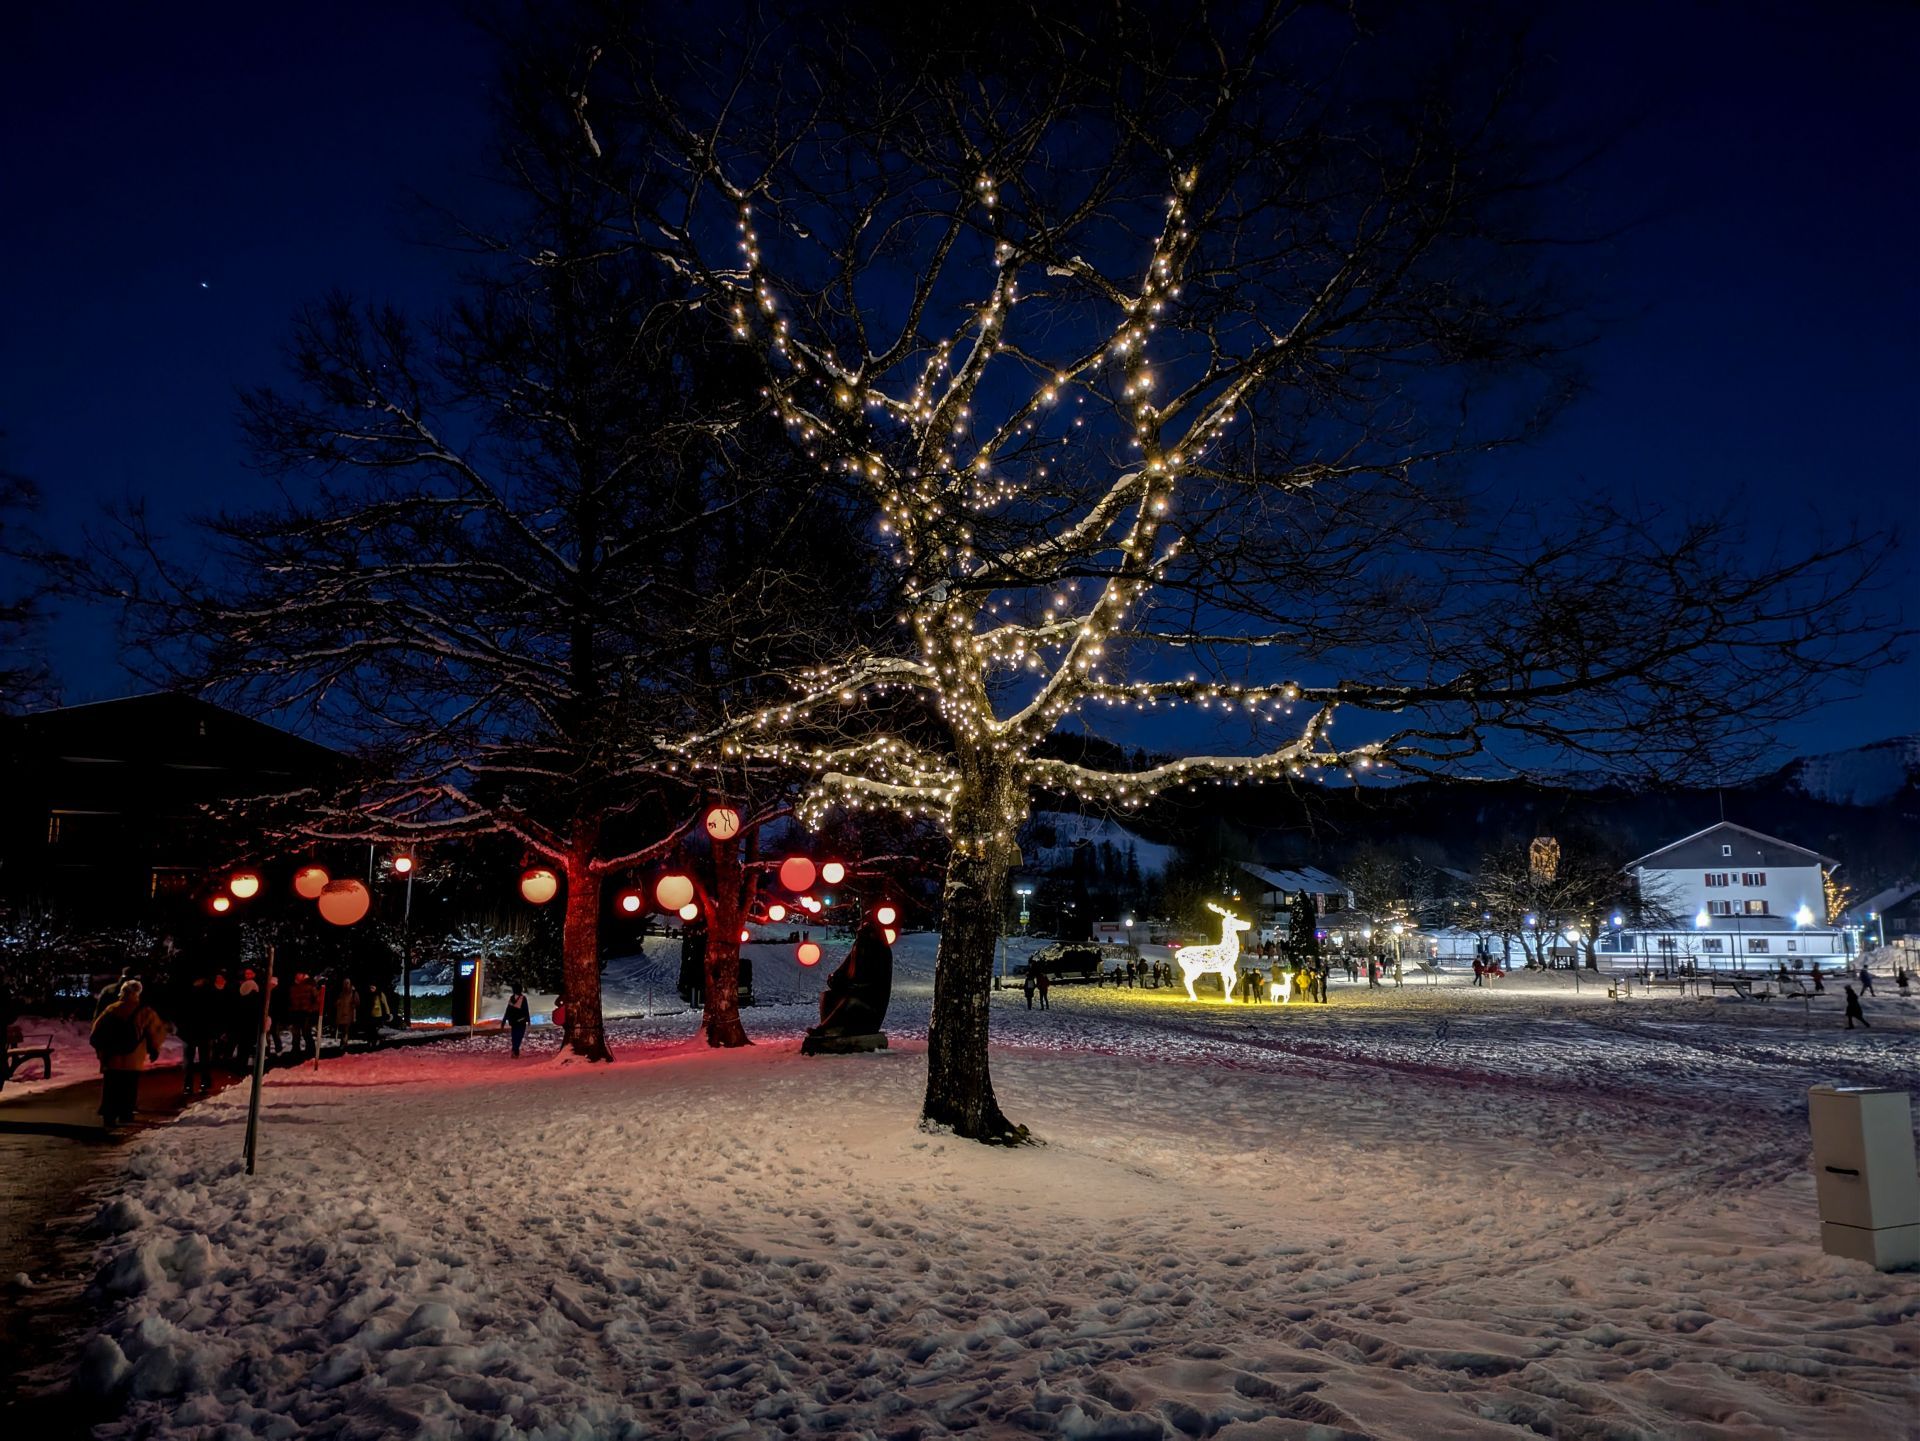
[1622, 820, 1839, 871]
[12, 690, 345, 762]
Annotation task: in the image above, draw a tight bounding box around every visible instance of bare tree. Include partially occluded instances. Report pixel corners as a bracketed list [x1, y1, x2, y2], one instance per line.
[571, 3, 1887, 1138]
[98, 49, 872, 1059]
[0, 455, 56, 713]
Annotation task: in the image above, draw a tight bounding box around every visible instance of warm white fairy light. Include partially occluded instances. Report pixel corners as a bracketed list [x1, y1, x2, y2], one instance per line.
[673, 157, 1413, 843]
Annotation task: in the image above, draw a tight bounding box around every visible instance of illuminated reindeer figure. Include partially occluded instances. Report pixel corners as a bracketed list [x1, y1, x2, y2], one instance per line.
[1177, 902, 1253, 1002]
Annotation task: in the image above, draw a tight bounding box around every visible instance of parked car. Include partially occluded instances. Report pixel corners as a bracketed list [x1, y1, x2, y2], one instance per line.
[1023, 943, 1120, 983]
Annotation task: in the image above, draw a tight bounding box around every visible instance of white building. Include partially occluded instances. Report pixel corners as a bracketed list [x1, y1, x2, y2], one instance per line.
[1616, 822, 1847, 970]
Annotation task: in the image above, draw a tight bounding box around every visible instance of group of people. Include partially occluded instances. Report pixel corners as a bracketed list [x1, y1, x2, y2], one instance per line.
[85, 964, 400, 1126]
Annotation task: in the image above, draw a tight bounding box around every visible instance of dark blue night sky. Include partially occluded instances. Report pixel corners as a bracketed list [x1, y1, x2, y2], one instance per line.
[2, 1, 1914, 762]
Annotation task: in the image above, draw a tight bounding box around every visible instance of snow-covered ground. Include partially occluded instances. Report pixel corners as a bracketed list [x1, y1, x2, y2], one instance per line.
[68, 953, 1920, 1439]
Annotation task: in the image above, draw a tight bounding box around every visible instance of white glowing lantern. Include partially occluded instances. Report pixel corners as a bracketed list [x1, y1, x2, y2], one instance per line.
[766, 903, 788, 922]
[318, 878, 371, 926]
[799, 895, 820, 913]
[678, 902, 700, 922]
[876, 904, 897, 927]
[292, 864, 330, 899]
[883, 926, 897, 945]
[520, 868, 560, 905]
[820, 861, 846, 886]
[228, 870, 261, 900]
[210, 894, 232, 914]
[705, 805, 742, 840]
[779, 856, 817, 892]
[739, 928, 751, 944]
[392, 854, 414, 875]
[619, 891, 642, 914]
[655, 873, 695, 911]
[797, 941, 821, 966]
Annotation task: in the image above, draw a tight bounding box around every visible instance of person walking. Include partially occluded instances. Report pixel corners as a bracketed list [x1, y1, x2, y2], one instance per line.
[1857, 965, 1875, 997]
[1023, 967, 1037, 1009]
[1811, 964, 1826, 994]
[288, 973, 322, 1059]
[263, 971, 288, 1056]
[176, 974, 219, 1095]
[93, 967, 132, 1021]
[91, 980, 165, 1127]
[333, 980, 360, 1050]
[551, 995, 568, 1033]
[362, 984, 391, 1048]
[209, 971, 235, 1067]
[1036, 967, 1051, 1010]
[1843, 984, 1870, 1030]
[503, 990, 531, 1057]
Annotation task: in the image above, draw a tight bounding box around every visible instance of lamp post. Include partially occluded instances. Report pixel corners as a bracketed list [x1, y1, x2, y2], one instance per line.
[1868, 910, 1886, 951]
[1391, 922, 1404, 987]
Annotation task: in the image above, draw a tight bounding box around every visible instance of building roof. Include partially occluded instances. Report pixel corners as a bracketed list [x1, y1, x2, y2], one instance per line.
[1839, 881, 1920, 928]
[1623, 821, 1838, 872]
[4, 692, 346, 795]
[1238, 863, 1345, 897]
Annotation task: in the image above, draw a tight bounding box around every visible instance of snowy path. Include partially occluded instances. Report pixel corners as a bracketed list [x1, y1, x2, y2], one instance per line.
[73, 971, 1920, 1439]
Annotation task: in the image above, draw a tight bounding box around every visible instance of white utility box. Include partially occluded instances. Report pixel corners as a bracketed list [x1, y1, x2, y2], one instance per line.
[1807, 1085, 1919, 1270]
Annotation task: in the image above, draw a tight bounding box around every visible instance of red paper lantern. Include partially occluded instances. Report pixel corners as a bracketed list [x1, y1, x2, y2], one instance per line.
[292, 865, 330, 899]
[228, 870, 261, 900]
[876, 904, 897, 926]
[779, 856, 816, 892]
[520, 868, 559, 905]
[820, 861, 846, 886]
[656, 873, 695, 911]
[318, 878, 371, 926]
[797, 941, 821, 966]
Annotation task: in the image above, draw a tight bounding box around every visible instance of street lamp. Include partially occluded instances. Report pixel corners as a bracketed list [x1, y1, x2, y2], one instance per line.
[1391, 922, 1404, 986]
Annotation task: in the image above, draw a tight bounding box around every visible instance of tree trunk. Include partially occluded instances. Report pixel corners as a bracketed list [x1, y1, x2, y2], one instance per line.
[701, 833, 751, 1048]
[923, 769, 1029, 1144]
[562, 844, 612, 1061]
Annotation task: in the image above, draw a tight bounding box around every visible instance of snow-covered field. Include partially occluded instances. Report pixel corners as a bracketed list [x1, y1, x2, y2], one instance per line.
[68, 946, 1920, 1439]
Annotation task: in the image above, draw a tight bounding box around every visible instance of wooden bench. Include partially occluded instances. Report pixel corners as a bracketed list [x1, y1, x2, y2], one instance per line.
[1707, 977, 1755, 999]
[3, 1033, 55, 1088]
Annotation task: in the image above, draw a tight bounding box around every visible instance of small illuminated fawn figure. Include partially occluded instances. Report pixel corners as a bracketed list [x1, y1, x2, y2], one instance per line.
[1177, 902, 1253, 1002]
